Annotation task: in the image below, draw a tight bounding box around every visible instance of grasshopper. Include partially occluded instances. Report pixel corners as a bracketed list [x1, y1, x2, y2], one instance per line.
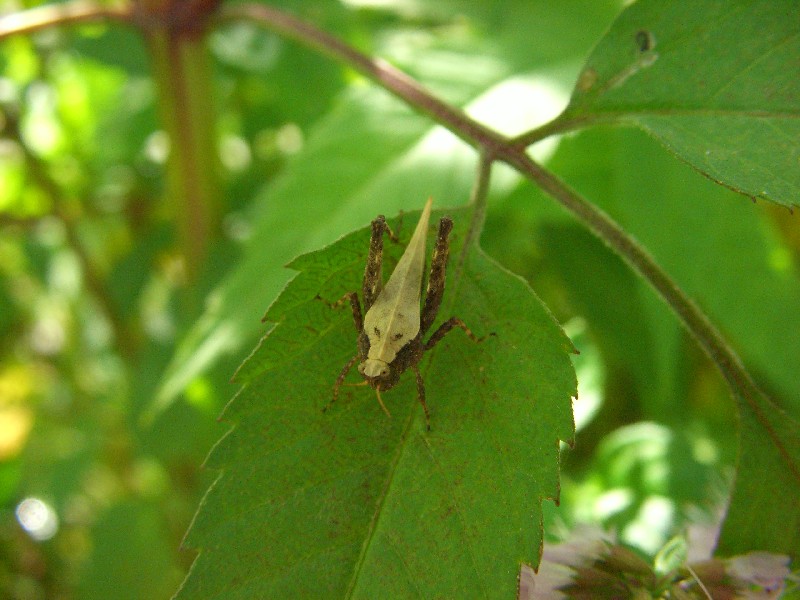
[327, 198, 479, 429]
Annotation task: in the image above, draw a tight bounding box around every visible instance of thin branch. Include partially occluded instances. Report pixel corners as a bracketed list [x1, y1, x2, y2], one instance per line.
[462, 153, 493, 255]
[144, 29, 220, 286]
[0, 1, 132, 39]
[215, 3, 510, 154]
[511, 113, 608, 148]
[450, 152, 493, 289]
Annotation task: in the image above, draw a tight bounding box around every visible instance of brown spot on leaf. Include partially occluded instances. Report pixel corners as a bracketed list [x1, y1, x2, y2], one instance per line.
[577, 68, 597, 92]
[635, 29, 655, 52]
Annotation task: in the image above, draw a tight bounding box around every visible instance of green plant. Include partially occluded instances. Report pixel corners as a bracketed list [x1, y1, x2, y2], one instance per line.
[0, 1, 798, 598]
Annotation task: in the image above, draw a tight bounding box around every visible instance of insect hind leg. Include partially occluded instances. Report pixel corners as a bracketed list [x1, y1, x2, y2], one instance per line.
[362, 215, 398, 310]
[412, 365, 431, 431]
[420, 217, 453, 334]
[423, 317, 483, 351]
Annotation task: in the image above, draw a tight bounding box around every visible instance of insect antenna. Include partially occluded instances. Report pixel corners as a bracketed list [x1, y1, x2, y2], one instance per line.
[374, 388, 392, 418]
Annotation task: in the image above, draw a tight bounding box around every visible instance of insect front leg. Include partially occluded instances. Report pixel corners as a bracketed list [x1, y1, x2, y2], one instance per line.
[412, 365, 431, 431]
[363, 215, 398, 311]
[326, 354, 360, 413]
[420, 217, 454, 334]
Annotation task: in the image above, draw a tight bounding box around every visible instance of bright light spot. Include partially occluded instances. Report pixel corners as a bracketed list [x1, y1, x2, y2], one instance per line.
[340, 0, 418, 9]
[35, 216, 66, 247]
[140, 277, 176, 342]
[466, 74, 570, 162]
[0, 405, 33, 460]
[29, 315, 65, 356]
[692, 435, 718, 464]
[211, 22, 281, 71]
[49, 250, 81, 298]
[95, 165, 135, 213]
[185, 376, 215, 412]
[223, 212, 252, 242]
[122, 78, 155, 112]
[622, 496, 675, 554]
[468, 75, 568, 136]
[16, 497, 59, 541]
[23, 82, 61, 155]
[768, 247, 791, 273]
[563, 317, 605, 431]
[574, 366, 602, 431]
[275, 123, 304, 155]
[594, 487, 632, 519]
[562, 317, 586, 339]
[130, 457, 169, 498]
[564, 318, 604, 431]
[219, 134, 252, 172]
[0, 77, 19, 104]
[144, 130, 170, 164]
[414, 126, 460, 156]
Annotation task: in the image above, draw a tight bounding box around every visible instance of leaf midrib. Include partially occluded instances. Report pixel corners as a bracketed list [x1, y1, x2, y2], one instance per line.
[344, 222, 486, 599]
[344, 408, 417, 599]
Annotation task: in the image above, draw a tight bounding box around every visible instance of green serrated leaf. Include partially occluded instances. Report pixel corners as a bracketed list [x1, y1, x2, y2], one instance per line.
[177, 206, 576, 598]
[563, 0, 800, 208]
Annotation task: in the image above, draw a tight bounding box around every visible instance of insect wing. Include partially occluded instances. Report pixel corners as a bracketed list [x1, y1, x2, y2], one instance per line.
[363, 198, 432, 364]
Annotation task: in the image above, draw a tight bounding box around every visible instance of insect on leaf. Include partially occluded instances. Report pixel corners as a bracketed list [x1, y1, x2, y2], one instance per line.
[362, 197, 432, 365]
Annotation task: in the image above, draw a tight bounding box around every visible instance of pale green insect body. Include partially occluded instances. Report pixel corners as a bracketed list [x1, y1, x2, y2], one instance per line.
[360, 197, 433, 377]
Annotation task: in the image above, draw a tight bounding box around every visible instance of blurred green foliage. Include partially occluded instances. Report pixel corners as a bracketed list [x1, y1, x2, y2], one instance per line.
[0, 0, 797, 598]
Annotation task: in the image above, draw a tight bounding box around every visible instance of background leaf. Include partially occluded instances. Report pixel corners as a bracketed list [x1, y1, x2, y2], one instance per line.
[78, 500, 181, 600]
[718, 391, 800, 557]
[562, 0, 800, 208]
[176, 206, 576, 598]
